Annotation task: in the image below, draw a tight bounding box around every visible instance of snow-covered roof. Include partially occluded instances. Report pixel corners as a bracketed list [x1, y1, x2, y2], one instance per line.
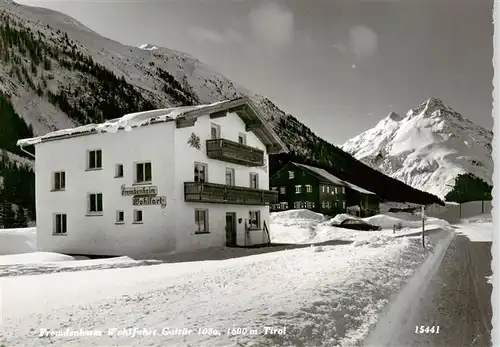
[292, 162, 376, 195]
[16, 98, 288, 154]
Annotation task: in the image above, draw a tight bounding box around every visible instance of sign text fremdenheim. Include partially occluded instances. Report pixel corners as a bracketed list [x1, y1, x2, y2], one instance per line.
[121, 185, 158, 196]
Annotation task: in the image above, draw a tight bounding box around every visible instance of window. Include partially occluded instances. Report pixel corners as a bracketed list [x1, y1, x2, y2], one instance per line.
[195, 209, 208, 233]
[321, 201, 326, 208]
[133, 210, 143, 223]
[311, 202, 315, 208]
[288, 171, 295, 179]
[116, 210, 124, 223]
[326, 201, 331, 208]
[342, 201, 346, 209]
[87, 149, 102, 169]
[271, 187, 278, 191]
[53, 171, 65, 191]
[306, 185, 312, 193]
[249, 211, 261, 229]
[326, 186, 330, 193]
[54, 214, 67, 234]
[225, 168, 235, 186]
[295, 185, 302, 194]
[341, 187, 345, 194]
[280, 187, 286, 194]
[194, 162, 207, 183]
[280, 202, 288, 209]
[238, 133, 246, 145]
[135, 162, 152, 183]
[306, 201, 313, 209]
[211, 123, 221, 139]
[249, 173, 259, 189]
[294, 201, 301, 209]
[88, 193, 103, 214]
[115, 164, 124, 178]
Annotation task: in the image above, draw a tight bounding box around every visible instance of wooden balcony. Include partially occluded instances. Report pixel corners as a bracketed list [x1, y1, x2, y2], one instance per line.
[206, 139, 264, 167]
[184, 182, 278, 205]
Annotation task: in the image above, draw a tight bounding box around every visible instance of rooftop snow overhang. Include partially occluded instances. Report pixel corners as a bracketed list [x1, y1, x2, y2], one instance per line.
[16, 97, 289, 154]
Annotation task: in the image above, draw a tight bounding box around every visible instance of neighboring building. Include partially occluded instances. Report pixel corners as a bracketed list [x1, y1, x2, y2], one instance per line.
[269, 162, 379, 217]
[17, 97, 288, 256]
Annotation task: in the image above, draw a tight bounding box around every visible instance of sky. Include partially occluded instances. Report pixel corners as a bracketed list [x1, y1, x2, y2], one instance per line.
[16, 0, 494, 145]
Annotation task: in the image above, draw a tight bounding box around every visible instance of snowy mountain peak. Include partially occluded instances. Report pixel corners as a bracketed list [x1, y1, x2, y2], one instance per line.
[426, 96, 445, 107]
[341, 99, 493, 201]
[407, 97, 446, 117]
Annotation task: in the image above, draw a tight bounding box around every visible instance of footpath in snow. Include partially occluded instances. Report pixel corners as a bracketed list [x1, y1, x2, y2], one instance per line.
[0, 209, 461, 347]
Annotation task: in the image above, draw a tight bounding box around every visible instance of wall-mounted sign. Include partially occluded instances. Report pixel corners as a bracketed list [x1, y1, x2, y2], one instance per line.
[133, 196, 167, 209]
[121, 184, 158, 196]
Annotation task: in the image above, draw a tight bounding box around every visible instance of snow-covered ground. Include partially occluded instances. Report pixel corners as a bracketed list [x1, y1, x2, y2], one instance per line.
[270, 209, 450, 245]
[0, 210, 491, 347]
[2, 235, 432, 347]
[454, 213, 493, 242]
[0, 251, 161, 277]
[0, 227, 36, 255]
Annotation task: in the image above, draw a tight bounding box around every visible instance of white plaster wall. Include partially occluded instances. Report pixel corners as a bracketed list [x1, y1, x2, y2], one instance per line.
[35, 122, 177, 256]
[173, 112, 271, 250]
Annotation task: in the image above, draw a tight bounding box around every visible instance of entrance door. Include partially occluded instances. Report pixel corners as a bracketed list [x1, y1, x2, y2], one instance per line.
[225, 213, 237, 247]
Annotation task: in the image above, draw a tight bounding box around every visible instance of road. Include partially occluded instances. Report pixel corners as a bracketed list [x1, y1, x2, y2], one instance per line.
[364, 230, 493, 347]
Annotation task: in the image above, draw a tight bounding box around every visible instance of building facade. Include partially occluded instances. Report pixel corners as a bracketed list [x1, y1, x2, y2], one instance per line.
[270, 162, 379, 217]
[17, 98, 287, 256]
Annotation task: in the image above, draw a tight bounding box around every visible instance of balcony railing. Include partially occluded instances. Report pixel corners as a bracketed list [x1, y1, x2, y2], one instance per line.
[184, 182, 278, 205]
[206, 139, 264, 167]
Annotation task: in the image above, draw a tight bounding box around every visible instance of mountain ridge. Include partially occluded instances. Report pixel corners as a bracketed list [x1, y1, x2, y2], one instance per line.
[0, 0, 445, 227]
[342, 97, 493, 202]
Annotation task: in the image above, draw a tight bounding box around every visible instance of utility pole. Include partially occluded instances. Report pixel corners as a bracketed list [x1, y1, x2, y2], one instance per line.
[421, 205, 425, 249]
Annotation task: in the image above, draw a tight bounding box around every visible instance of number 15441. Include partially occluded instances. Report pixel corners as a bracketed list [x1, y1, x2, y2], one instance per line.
[415, 326, 440, 334]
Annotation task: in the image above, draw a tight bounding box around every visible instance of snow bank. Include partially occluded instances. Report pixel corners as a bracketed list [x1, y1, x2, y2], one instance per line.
[453, 221, 493, 242]
[1, 235, 432, 347]
[270, 210, 449, 245]
[364, 214, 449, 229]
[460, 213, 492, 224]
[1, 251, 75, 265]
[363, 230, 454, 346]
[0, 252, 160, 277]
[328, 213, 360, 225]
[0, 227, 36, 255]
[270, 209, 326, 224]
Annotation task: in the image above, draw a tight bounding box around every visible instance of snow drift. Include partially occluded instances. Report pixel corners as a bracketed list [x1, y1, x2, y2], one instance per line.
[0, 227, 36, 255]
[2, 234, 435, 347]
[270, 209, 450, 245]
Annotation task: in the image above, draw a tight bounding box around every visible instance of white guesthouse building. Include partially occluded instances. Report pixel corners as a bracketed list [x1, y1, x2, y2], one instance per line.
[17, 98, 288, 256]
